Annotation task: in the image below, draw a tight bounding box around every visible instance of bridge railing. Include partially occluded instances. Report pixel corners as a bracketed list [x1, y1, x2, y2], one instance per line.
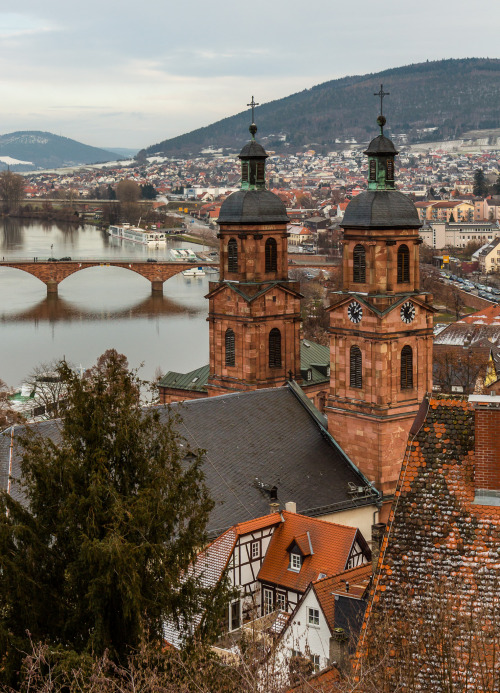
[0, 257, 218, 264]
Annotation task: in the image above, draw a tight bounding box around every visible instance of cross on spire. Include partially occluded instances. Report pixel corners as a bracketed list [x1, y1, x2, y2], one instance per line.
[374, 84, 390, 116]
[247, 96, 259, 123]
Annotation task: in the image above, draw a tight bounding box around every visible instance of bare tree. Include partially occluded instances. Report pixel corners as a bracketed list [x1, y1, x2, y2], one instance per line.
[0, 170, 25, 213]
[24, 360, 70, 419]
[0, 379, 22, 429]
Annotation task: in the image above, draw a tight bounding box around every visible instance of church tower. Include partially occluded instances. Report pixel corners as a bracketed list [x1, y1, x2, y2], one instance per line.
[206, 111, 302, 396]
[326, 109, 435, 498]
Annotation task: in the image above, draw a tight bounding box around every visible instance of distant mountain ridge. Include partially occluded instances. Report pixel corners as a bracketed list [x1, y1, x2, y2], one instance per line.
[0, 131, 117, 171]
[144, 58, 500, 157]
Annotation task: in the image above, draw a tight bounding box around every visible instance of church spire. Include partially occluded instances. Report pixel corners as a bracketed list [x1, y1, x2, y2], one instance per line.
[239, 96, 267, 191]
[365, 85, 398, 191]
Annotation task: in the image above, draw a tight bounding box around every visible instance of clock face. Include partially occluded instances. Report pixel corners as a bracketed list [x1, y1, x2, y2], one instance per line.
[401, 301, 416, 324]
[347, 300, 363, 324]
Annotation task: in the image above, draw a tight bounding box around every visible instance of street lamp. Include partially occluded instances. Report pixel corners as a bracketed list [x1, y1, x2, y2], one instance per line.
[51, 243, 53, 259]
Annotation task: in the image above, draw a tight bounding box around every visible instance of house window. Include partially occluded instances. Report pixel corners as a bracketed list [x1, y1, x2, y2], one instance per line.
[263, 588, 273, 615]
[310, 654, 321, 671]
[228, 238, 238, 272]
[353, 244, 366, 283]
[350, 346, 362, 389]
[401, 345, 413, 389]
[290, 553, 302, 572]
[230, 600, 240, 631]
[276, 592, 286, 611]
[269, 328, 282, 368]
[397, 244, 410, 283]
[265, 237, 278, 272]
[308, 607, 320, 626]
[225, 328, 235, 367]
[251, 541, 260, 559]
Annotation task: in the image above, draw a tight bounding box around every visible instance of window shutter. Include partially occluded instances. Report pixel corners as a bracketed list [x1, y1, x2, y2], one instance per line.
[350, 346, 362, 388]
[353, 244, 366, 283]
[225, 329, 235, 366]
[269, 328, 282, 368]
[401, 345, 413, 389]
[265, 238, 277, 272]
[369, 159, 376, 181]
[228, 238, 238, 272]
[397, 244, 410, 283]
[387, 159, 394, 180]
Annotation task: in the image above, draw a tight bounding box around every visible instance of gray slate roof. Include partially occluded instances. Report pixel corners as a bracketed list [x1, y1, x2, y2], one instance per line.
[239, 140, 268, 159]
[364, 134, 398, 156]
[0, 386, 377, 537]
[218, 190, 289, 224]
[342, 190, 421, 229]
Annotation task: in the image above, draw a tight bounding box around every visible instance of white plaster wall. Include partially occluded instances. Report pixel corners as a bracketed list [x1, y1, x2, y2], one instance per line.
[276, 589, 332, 674]
[319, 504, 377, 545]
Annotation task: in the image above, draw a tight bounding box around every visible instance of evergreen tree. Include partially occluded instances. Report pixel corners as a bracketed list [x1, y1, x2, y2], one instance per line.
[0, 350, 228, 685]
[140, 183, 158, 200]
[492, 174, 500, 196]
[473, 168, 488, 197]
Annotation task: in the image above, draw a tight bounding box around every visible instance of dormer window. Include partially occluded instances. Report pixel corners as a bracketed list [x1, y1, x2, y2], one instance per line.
[290, 552, 302, 572]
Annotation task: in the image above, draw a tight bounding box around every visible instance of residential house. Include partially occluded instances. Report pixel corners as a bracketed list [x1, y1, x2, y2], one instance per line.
[163, 509, 371, 648]
[276, 563, 371, 674]
[477, 237, 500, 273]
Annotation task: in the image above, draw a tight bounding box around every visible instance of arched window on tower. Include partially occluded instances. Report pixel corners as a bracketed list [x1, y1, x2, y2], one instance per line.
[269, 328, 282, 368]
[225, 328, 235, 367]
[397, 244, 410, 283]
[401, 345, 413, 389]
[265, 238, 278, 272]
[353, 244, 366, 283]
[350, 346, 362, 388]
[228, 238, 238, 273]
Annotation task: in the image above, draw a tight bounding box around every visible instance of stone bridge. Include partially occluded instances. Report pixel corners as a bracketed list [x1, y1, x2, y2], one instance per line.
[0, 259, 219, 295]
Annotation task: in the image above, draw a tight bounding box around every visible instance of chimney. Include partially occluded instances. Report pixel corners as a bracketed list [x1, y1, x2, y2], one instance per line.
[470, 395, 500, 504]
[371, 522, 386, 573]
[285, 501, 296, 513]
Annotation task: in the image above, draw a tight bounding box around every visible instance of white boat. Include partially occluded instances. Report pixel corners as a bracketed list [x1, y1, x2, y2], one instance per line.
[182, 267, 206, 277]
[170, 248, 197, 261]
[108, 223, 166, 246]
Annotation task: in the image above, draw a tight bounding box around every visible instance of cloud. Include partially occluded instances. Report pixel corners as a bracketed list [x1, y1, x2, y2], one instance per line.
[0, 12, 59, 38]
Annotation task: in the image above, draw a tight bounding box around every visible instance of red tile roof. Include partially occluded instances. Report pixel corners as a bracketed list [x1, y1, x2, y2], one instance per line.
[258, 511, 360, 593]
[314, 563, 372, 632]
[234, 513, 283, 536]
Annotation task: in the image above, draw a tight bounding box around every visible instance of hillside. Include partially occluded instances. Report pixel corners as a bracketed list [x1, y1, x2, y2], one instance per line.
[0, 132, 117, 171]
[144, 58, 500, 157]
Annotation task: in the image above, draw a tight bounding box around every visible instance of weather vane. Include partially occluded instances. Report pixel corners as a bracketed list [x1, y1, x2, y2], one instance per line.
[247, 96, 259, 123]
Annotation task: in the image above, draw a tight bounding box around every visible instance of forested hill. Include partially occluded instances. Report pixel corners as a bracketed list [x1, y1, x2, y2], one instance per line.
[144, 58, 500, 157]
[0, 132, 117, 170]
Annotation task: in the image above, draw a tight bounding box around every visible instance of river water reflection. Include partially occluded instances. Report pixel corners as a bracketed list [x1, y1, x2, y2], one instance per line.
[0, 219, 213, 386]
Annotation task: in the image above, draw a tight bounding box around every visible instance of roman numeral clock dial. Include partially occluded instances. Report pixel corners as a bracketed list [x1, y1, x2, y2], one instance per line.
[347, 300, 363, 324]
[401, 301, 415, 324]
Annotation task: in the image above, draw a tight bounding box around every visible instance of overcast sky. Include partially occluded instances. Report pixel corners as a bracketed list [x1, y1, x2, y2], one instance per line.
[1, 0, 499, 150]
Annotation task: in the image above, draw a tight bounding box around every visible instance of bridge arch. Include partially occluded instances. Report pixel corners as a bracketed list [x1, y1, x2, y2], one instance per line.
[0, 260, 217, 295]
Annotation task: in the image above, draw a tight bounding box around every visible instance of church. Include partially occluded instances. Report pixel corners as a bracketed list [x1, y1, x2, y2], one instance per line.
[158, 107, 435, 518]
[1, 103, 434, 538]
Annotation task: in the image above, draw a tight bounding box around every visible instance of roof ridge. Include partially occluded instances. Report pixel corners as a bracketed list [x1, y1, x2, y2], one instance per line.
[281, 509, 357, 533]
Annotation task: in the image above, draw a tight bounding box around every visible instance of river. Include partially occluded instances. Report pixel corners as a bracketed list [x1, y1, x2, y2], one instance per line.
[0, 218, 213, 387]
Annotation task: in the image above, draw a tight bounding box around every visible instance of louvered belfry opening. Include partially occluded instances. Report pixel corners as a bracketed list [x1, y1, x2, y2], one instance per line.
[228, 238, 238, 272]
[401, 345, 413, 389]
[225, 328, 235, 366]
[386, 158, 394, 181]
[265, 237, 278, 272]
[369, 159, 376, 181]
[353, 244, 366, 283]
[397, 244, 410, 283]
[269, 328, 282, 368]
[350, 346, 362, 388]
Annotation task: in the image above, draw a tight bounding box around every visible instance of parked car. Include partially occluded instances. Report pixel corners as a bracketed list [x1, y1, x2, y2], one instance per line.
[147, 258, 158, 263]
[59, 256, 72, 261]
